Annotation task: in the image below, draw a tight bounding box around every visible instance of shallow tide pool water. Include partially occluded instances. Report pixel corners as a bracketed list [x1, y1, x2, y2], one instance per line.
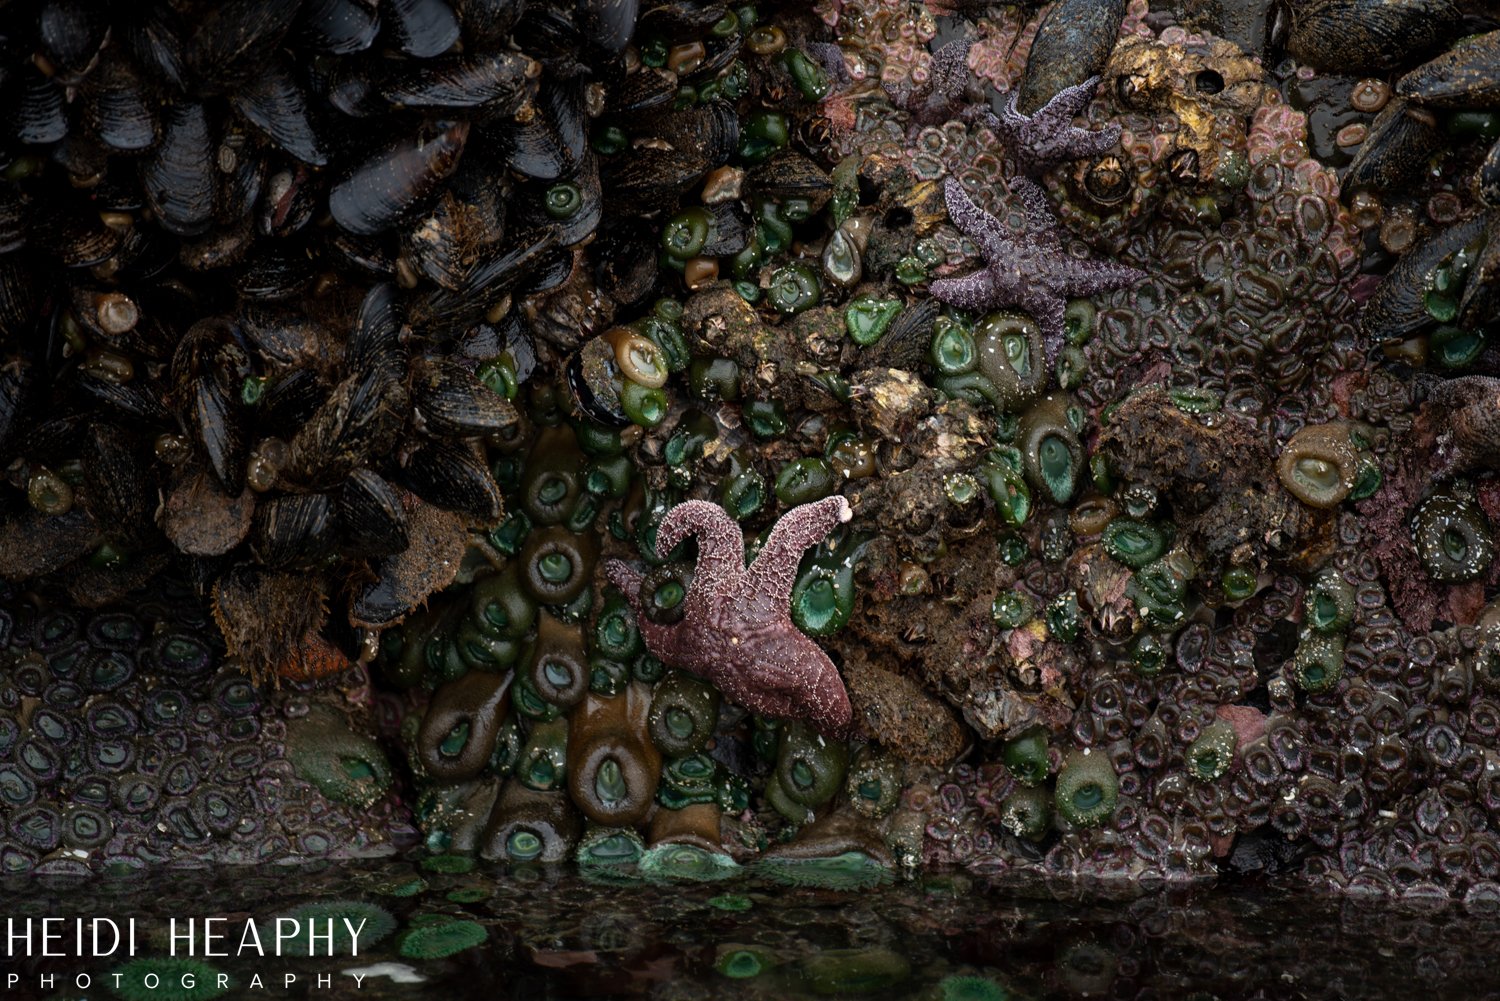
[4, 859, 1500, 999]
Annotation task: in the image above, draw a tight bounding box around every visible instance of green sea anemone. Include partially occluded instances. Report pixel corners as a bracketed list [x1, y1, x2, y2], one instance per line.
[1291, 630, 1345, 694]
[708, 894, 753, 912]
[109, 958, 227, 1001]
[1303, 568, 1355, 633]
[716, 944, 777, 979]
[752, 851, 893, 891]
[638, 842, 741, 882]
[273, 900, 396, 956]
[1185, 719, 1237, 782]
[937, 973, 1011, 1001]
[1055, 750, 1118, 827]
[396, 919, 488, 960]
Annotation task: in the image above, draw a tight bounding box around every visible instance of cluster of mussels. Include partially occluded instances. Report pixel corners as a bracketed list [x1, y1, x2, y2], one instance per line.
[3, 0, 1500, 899]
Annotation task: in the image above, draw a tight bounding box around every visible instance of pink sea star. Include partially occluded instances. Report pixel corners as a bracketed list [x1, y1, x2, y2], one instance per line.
[930, 174, 1145, 364]
[605, 496, 854, 737]
[983, 76, 1121, 175]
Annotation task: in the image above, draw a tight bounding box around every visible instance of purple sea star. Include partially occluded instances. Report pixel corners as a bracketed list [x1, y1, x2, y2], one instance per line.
[890, 38, 974, 129]
[984, 76, 1121, 175]
[605, 496, 855, 737]
[929, 174, 1145, 364]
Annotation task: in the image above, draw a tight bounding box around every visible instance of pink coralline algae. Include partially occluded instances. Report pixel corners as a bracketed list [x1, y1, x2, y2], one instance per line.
[606, 496, 856, 737]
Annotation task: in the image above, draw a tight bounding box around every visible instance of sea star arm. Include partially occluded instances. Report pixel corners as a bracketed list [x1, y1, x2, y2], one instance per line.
[929, 269, 1001, 312]
[604, 560, 645, 606]
[1008, 175, 1062, 241]
[655, 499, 746, 603]
[941, 176, 1013, 261]
[1022, 289, 1070, 367]
[804, 41, 851, 91]
[1055, 253, 1147, 295]
[744, 495, 853, 608]
[926, 38, 972, 103]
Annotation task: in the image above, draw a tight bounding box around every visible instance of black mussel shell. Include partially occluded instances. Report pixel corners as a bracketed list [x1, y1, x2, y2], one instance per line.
[602, 146, 707, 214]
[11, 67, 69, 146]
[1458, 215, 1499, 327]
[865, 297, 940, 372]
[80, 424, 154, 539]
[0, 356, 38, 459]
[636, 0, 725, 41]
[577, 0, 638, 53]
[515, 158, 601, 249]
[232, 242, 318, 301]
[214, 127, 269, 225]
[1362, 212, 1491, 341]
[230, 61, 330, 166]
[79, 373, 171, 426]
[686, 32, 740, 84]
[182, 0, 303, 86]
[338, 468, 409, 556]
[1281, 0, 1463, 76]
[257, 369, 328, 436]
[38, 0, 111, 78]
[329, 120, 470, 236]
[31, 199, 122, 269]
[259, 165, 325, 238]
[324, 230, 401, 277]
[347, 281, 407, 374]
[1015, 0, 1126, 115]
[457, 0, 526, 48]
[592, 216, 659, 310]
[179, 369, 248, 495]
[81, 57, 161, 153]
[238, 304, 336, 370]
[142, 103, 217, 237]
[51, 133, 110, 186]
[1483, 135, 1500, 208]
[650, 101, 738, 165]
[300, 0, 383, 54]
[410, 224, 556, 332]
[400, 158, 509, 290]
[384, 0, 461, 58]
[511, 3, 590, 75]
[251, 492, 336, 566]
[324, 58, 389, 117]
[410, 355, 521, 436]
[286, 364, 409, 488]
[496, 79, 587, 181]
[566, 337, 628, 427]
[514, 244, 574, 298]
[399, 439, 503, 520]
[1342, 98, 1438, 194]
[1397, 29, 1500, 109]
[0, 260, 39, 342]
[119, 6, 187, 89]
[0, 187, 29, 254]
[606, 66, 677, 115]
[379, 50, 539, 116]
[701, 201, 749, 257]
[172, 319, 252, 493]
[748, 150, 831, 213]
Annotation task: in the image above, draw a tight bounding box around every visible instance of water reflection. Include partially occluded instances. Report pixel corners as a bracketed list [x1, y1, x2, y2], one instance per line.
[4, 860, 1500, 998]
